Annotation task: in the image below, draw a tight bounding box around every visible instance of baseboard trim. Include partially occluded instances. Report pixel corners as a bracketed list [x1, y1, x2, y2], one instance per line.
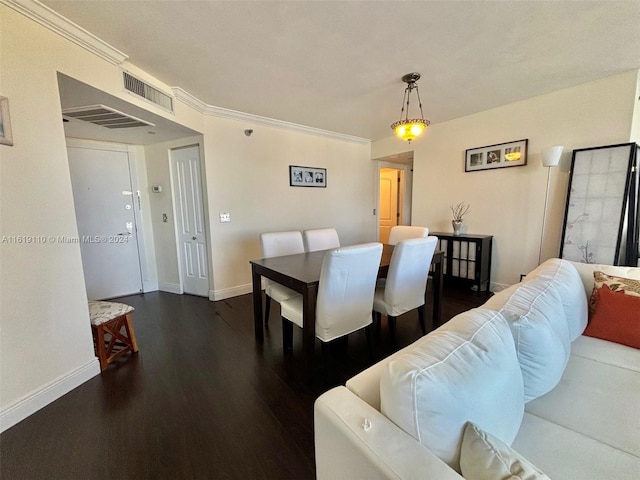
[143, 281, 158, 293]
[211, 283, 253, 301]
[0, 358, 100, 433]
[159, 282, 183, 295]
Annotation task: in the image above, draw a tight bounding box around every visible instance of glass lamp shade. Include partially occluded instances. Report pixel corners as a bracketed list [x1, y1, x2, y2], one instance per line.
[391, 119, 429, 142]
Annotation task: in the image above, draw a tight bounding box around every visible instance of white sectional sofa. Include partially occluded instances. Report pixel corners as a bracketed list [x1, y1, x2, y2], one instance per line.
[314, 259, 640, 479]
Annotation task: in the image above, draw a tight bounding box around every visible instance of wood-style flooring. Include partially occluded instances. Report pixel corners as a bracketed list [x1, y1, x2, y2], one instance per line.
[0, 287, 487, 479]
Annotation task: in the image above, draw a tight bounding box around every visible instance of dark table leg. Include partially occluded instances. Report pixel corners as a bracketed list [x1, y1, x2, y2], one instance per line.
[302, 284, 318, 370]
[251, 265, 264, 342]
[433, 255, 443, 325]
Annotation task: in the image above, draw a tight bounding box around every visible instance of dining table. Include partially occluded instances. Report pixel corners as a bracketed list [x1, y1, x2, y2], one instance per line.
[250, 244, 444, 367]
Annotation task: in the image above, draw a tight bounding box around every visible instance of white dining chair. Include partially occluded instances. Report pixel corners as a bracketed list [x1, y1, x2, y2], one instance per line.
[259, 231, 305, 325]
[388, 225, 429, 245]
[373, 236, 438, 338]
[303, 228, 340, 252]
[280, 243, 383, 363]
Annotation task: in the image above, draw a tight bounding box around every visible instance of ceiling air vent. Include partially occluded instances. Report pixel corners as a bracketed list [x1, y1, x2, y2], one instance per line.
[123, 71, 174, 112]
[62, 105, 155, 129]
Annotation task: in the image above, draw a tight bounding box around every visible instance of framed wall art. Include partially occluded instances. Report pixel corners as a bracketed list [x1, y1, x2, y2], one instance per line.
[465, 139, 528, 172]
[289, 165, 327, 188]
[0, 96, 13, 146]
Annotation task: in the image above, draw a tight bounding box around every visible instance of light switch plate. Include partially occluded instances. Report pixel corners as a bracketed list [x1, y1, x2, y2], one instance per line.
[219, 213, 231, 223]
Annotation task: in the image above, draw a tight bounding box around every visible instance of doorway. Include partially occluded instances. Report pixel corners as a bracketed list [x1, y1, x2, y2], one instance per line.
[68, 142, 144, 299]
[170, 145, 210, 297]
[376, 154, 413, 243]
[379, 168, 402, 243]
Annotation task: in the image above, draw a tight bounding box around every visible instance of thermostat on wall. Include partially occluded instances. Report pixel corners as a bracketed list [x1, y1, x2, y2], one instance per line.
[152, 185, 162, 193]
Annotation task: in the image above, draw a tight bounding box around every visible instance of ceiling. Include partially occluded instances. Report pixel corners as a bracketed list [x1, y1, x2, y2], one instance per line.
[43, 0, 640, 141]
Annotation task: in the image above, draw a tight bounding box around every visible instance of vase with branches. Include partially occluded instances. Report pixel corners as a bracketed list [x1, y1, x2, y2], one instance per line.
[450, 202, 470, 235]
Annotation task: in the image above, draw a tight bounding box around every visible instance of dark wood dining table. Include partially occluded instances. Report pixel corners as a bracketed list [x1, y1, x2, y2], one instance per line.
[250, 244, 444, 366]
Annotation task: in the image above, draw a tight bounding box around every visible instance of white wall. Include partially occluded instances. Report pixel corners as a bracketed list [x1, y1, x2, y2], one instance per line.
[202, 116, 374, 298]
[146, 123, 374, 301]
[130, 144, 160, 292]
[372, 70, 639, 288]
[0, 7, 99, 426]
[630, 70, 640, 144]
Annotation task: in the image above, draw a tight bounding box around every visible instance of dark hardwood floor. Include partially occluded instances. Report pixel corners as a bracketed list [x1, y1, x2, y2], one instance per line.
[0, 287, 487, 479]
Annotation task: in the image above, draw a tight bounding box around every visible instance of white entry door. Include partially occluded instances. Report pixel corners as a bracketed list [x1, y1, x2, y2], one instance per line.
[68, 145, 143, 299]
[171, 145, 210, 297]
[379, 168, 400, 244]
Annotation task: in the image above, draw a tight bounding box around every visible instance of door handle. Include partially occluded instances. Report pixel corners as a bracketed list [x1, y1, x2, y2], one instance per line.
[192, 236, 197, 240]
[117, 232, 132, 236]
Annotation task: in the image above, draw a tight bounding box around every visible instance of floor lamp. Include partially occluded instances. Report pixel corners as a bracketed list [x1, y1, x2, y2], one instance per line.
[538, 146, 564, 265]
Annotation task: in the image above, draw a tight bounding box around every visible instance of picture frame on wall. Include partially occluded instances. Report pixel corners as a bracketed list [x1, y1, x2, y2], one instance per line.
[0, 96, 14, 147]
[289, 165, 327, 187]
[465, 139, 528, 172]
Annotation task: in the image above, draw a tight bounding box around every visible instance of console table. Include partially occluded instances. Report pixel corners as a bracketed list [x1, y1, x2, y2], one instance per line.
[431, 232, 493, 295]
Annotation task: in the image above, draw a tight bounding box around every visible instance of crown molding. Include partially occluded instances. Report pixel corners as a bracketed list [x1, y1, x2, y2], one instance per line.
[172, 87, 207, 113]
[2, 0, 128, 65]
[4, 0, 369, 144]
[172, 87, 370, 144]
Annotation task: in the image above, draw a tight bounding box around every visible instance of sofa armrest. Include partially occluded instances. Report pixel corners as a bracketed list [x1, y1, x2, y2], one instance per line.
[314, 386, 464, 480]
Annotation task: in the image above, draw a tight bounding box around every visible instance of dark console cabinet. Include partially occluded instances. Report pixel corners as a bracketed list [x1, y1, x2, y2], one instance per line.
[431, 233, 493, 295]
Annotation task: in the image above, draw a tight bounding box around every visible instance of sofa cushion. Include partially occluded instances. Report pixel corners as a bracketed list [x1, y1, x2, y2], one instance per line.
[460, 422, 550, 480]
[513, 413, 640, 480]
[585, 280, 640, 349]
[380, 309, 524, 472]
[524, 341, 640, 458]
[571, 335, 640, 373]
[523, 258, 588, 340]
[499, 277, 571, 402]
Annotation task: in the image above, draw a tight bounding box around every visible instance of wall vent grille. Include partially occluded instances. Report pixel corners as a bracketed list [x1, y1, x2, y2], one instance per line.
[62, 104, 155, 129]
[123, 71, 174, 112]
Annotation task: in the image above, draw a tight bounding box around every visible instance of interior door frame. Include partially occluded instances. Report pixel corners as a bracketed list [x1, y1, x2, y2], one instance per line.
[65, 138, 153, 293]
[169, 143, 212, 298]
[374, 158, 413, 242]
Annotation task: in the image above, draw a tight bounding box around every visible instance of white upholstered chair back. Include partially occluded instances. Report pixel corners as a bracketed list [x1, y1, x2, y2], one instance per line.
[259, 231, 305, 324]
[388, 225, 429, 245]
[315, 243, 383, 342]
[260, 231, 305, 258]
[303, 228, 341, 252]
[378, 236, 437, 316]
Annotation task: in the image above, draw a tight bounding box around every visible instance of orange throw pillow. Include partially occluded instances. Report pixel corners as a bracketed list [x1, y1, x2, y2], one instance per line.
[585, 283, 640, 349]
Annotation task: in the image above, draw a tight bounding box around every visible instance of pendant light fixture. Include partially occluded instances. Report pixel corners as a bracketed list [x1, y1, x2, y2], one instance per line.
[390, 72, 430, 143]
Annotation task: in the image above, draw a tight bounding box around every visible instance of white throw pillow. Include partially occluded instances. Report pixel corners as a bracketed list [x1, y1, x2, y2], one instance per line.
[500, 277, 571, 402]
[380, 309, 524, 473]
[460, 422, 551, 480]
[523, 259, 588, 341]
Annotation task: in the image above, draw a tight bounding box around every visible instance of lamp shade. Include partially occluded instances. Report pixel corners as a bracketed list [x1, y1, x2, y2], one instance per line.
[541, 146, 563, 167]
